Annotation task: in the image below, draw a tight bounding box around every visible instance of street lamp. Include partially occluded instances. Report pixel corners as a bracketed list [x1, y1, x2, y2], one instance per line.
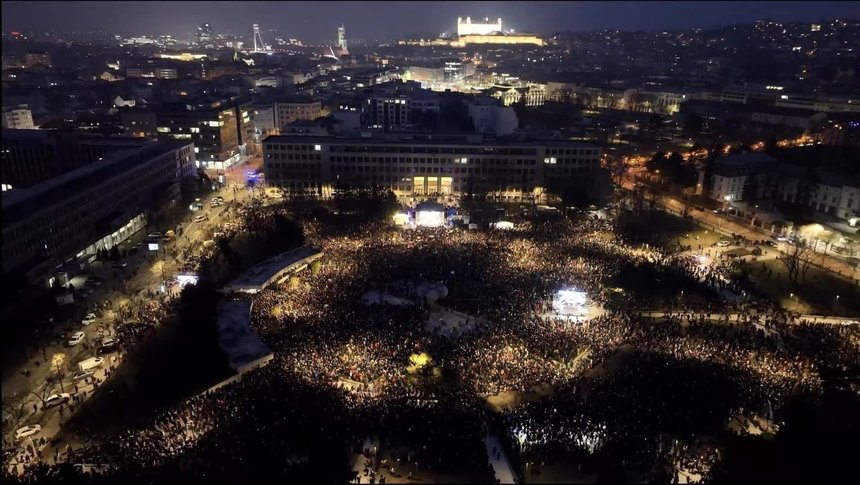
[52, 353, 66, 392]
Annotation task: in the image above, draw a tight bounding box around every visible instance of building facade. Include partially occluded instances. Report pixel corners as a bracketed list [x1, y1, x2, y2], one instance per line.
[457, 17, 502, 36]
[274, 98, 322, 130]
[263, 135, 605, 202]
[156, 100, 253, 169]
[366, 93, 441, 130]
[2, 105, 36, 129]
[2, 141, 195, 285]
[2, 129, 151, 189]
[467, 98, 518, 136]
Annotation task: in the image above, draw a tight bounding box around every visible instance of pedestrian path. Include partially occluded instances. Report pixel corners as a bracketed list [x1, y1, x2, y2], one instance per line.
[484, 434, 516, 484]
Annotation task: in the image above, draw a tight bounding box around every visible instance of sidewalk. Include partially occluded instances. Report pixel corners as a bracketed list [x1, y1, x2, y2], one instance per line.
[484, 434, 516, 484]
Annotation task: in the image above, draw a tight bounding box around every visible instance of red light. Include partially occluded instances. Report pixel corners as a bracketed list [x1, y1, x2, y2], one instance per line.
[11, 31, 21, 36]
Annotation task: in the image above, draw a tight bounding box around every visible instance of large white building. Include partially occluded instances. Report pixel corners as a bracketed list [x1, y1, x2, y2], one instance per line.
[2, 104, 35, 129]
[708, 153, 778, 202]
[467, 97, 518, 136]
[457, 17, 503, 36]
[263, 134, 606, 202]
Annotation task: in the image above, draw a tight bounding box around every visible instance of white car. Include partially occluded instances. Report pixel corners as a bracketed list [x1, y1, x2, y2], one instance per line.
[194, 215, 206, 223]
[100, 338, 118, 353]
[82, 313, 97, 326]
[68, 331, 85, 346]
[716, 240, 731, 247]
[43, 393, 71, 408]
[78, 357, 105, 372]
[15, 425, 42, 440]
[72, 370, 94, 382]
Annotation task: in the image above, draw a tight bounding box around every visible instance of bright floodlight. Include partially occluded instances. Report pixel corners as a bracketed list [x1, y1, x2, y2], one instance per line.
[392, 212, 410, 225]
[415, 209, 445, 227]
[176, 274, 199, 287]
[552, 288, 588, 316]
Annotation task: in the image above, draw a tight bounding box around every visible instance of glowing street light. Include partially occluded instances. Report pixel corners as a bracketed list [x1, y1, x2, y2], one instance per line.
[52, 352, 67, 392]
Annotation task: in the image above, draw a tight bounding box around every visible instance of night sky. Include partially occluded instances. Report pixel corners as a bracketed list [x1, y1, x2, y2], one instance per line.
[2, 1, 858, 42]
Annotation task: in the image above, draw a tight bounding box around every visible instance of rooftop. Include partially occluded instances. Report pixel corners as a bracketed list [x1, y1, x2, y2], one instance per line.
[2, 139, 190, 225]
[215, 298, 272, 373]
[225, 246, 323, 292]
[263, 133, 600, 147]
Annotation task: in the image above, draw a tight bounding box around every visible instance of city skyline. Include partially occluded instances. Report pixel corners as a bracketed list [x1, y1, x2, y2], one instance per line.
[3, 1, 860, 42]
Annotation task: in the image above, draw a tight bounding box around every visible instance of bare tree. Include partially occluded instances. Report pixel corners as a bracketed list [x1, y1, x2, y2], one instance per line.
[29, 381, 56, 407]
[2, 393, 30, 425]
[778, 238, 813, 283]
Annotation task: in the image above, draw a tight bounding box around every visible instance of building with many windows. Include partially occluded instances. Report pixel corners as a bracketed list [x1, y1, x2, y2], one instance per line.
[154, 99, 253, 169]
[274, 97, 322, 131]
[2, 140, 195, 286]
[2, 129, 151, 190]
[2, 104, 35, 129]
[263, 134, 605, 202]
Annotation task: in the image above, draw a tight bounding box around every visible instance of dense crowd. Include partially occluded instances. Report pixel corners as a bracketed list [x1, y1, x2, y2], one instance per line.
[5, 206, 858, 484]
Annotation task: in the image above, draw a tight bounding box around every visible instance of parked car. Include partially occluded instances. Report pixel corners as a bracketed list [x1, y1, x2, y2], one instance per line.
[716, 240, 731, 247]
[15, 425, 42, 440]
[194, 215, 207, 223]
[99, 338, 118, 354]
[72, 370, 94, 382]
[82, 313, 97, 326]
[68, 331, 85, 346]
[84, 279, 102, 287]
[77, 357, 105, 372]
[111, 261, 128, 269]
[764, 241, 778, 248]
[43, 393, 71, 408]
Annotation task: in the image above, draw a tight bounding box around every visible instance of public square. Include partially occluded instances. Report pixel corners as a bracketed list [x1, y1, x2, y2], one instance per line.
[5, 193, 857, 483]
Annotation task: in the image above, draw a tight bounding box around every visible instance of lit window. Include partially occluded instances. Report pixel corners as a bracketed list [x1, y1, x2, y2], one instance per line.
[314, 145, 322, 151]
[190, 127, 200, 133]
[157, 127, 170, 133]
[544, 157, 557, 164]
[208, 120, 221, 127]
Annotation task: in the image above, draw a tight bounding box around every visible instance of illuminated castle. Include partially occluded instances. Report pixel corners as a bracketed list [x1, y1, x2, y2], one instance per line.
[452, 16, 543, 47]
[457, 16, 502, 36]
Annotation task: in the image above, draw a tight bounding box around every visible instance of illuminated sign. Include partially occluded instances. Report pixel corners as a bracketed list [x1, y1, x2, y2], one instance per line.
[148, 243, 160, 251]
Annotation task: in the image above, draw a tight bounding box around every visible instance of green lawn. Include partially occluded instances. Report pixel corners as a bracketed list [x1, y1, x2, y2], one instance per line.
[738, 259, 860, 316]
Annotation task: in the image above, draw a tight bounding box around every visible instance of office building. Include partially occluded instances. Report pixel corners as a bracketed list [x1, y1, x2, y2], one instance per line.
[274, 97, 322, 130]
[263, 134, 605, 202]
[467, 97, 518, 136]
[2, 129, 150, 189]
[23, 51, 51, 68]
[366, 92, 441, 131]
[198, 23, 214, 47]
[155, 99, 253, 169]
[2, 105, 35, 129]
[2, 140, 195, 286]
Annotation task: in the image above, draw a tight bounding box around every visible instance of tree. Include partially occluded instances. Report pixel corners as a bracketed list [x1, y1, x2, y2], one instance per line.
[683, 113, 703, 134]
[645, 151, 667, 173]
[778, 238, 813, 283]
[29, 381, 57, 407]
[242, 203, 267, 237]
